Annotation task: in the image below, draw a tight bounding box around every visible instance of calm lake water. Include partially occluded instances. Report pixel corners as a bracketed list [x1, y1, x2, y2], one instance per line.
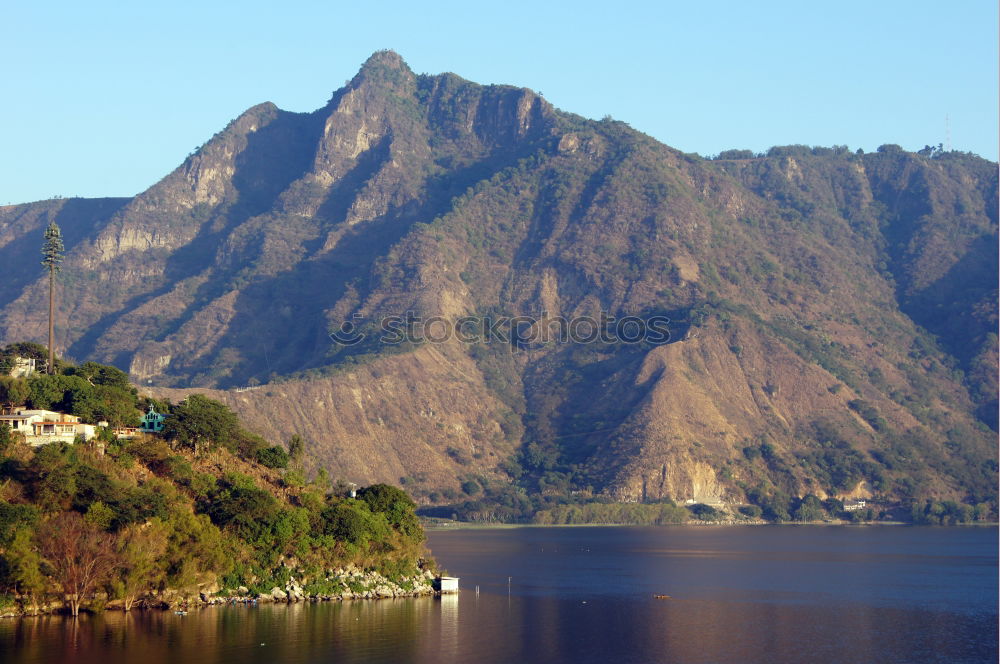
[1, 526, 996, 664]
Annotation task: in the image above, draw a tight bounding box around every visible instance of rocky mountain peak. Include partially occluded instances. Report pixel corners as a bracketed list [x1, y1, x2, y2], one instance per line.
[360, 49, 409, 71]
[349, 49, 415, 89]
[0, 56, 994, 510]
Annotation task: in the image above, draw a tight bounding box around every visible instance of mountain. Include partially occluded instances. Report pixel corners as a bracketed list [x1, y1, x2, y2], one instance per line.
[0, 51, 996, 514]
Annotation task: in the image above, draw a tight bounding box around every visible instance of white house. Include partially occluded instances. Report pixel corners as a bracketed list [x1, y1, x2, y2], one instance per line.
[0, 412, 35, 434]
[0, 409, 98, 446]
[9, 356, 37, 378]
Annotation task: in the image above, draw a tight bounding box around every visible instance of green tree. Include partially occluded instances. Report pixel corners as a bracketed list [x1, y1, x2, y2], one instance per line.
[1, 342, 49, 364]
[0, 501, 39, 548]
[114, 519, 169, 611]
[65, 362, 132, 390]
[0, 422, 13, 456]
[357, 484, 421, 539]
[254, 446, 290, 469]
[321, 502, 368, 544]
[0, 377, 30, 410]
[793, 494, 824, 522]
[24, 371, 139, 427]
[287, 434, 305, 465]
[716, 149, 756, 160]
[84, 502, 115, 531]
[162, 510, 230, 591]
[688, 503, 720, 521]
[25, 374, 64, 411]
[162, 395, 241, 454]
[41, 222, 64, 375]
[313, 467, 331, 492]
[28, 443, 78, 512]
[1, 527, 46, 603]
[78, 385, 141, 427]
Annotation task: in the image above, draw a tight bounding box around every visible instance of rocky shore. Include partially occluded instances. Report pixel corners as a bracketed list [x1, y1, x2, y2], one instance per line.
[218, 566, 438, 605]
[0, 565, 440, 618]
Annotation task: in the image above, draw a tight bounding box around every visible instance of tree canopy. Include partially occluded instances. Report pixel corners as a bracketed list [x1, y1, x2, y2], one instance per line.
[161, 395, 242, 453]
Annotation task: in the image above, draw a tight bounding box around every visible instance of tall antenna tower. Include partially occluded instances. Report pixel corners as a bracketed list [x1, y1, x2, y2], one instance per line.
[945, 114, 952, 152]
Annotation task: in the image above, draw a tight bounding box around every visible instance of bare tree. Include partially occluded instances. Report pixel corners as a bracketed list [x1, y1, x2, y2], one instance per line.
[37, 512, 115, 616]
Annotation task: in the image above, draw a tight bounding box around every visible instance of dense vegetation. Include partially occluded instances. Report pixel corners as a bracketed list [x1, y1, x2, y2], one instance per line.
[430, 478, 993, 526]
[0, 355, 428, 615]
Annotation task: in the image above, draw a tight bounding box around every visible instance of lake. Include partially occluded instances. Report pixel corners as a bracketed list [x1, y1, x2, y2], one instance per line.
[1, 525, 995, 663]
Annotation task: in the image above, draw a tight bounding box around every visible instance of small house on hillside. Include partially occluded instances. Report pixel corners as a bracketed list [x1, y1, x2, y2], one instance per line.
[10, 356, 37, 378]
[140, 405, 165, 433]
[844, 500, 867, 512]
[0, 411, 35, 433]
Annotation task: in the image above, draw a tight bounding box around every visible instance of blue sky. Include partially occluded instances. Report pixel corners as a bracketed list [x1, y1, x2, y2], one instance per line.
[2, 0, 997, 204]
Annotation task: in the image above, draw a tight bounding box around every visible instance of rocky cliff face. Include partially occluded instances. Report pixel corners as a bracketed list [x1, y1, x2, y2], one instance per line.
[1, 51, 995, 505]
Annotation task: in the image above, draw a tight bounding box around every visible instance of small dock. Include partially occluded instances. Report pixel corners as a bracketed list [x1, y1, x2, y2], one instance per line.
[434, 576, 460, 594]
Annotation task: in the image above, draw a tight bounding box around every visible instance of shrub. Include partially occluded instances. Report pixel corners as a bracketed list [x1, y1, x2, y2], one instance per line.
[358, 484, 421, 539]
[792, 494, 824, 522]
[687, 503, 721, 521]
[255, 446, 290, 469]
[320, 501, 389, 546]
[848, 399, 888, 432]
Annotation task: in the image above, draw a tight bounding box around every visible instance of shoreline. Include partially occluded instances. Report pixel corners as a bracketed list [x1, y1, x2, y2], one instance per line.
[1, 565, 444, 619]
[0, 591, 450, 620]
[423, 519, 998, 531]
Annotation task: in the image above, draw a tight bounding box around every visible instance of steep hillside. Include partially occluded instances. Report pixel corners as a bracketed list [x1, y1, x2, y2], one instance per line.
[1, 51, 995, 515]
[0, 357, 432, 615]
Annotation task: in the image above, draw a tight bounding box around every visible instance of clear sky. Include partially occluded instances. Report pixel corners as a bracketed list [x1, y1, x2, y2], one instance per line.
[2, 0, 997, 205]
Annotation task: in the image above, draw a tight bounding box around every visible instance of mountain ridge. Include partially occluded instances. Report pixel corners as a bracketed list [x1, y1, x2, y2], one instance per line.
[0, 51, 995, 514]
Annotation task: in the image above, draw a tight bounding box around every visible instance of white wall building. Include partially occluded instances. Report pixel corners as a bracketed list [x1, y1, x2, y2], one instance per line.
[0, 409, 98, 446]
[9, 356, 37, 378]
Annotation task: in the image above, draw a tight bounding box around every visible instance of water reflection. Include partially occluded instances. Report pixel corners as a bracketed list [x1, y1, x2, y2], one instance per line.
[1, 527, 996, 664]
[437, 593, 459, 660]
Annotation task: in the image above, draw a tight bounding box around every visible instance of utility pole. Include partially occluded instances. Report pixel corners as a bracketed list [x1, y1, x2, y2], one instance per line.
[41, 221, 64, 374]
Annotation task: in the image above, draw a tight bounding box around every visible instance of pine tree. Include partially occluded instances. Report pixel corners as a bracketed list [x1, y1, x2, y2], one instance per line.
[41, 221, 64, 374]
